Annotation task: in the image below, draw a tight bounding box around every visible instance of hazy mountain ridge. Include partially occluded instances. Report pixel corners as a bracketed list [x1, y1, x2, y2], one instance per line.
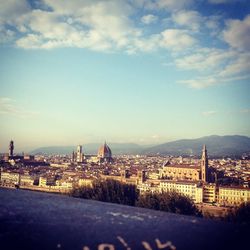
[142, 135, 250, 157]
[30, 135, 250, 157]
[30, 143, 145, 155]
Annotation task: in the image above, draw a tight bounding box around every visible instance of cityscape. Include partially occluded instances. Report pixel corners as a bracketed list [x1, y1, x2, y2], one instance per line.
[1, 139, 249, 217]
[1, 0, 250, 249]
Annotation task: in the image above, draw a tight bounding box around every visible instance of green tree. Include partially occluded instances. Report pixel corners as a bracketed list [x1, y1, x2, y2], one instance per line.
[137, 191, 201, 216]
[70, 179, 139, 206]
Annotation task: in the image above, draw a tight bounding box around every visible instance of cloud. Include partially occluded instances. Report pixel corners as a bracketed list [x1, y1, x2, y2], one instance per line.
[175, 48, 237, 72]
[156, 0, 194, 10]
[12, 1, 141, 51]
[240, 109, 250, 114]
[223, 14, 250, 52]
[180, 77, 219, 89]
[141, 14, 158, 24]
[160, 29, 197, 50]
[0, 97, 38, 118]
[172, 10, 202, 31]
[202, 111, 218, 116]
[208, 0, 246, 4]
[0, 0, 249, 90]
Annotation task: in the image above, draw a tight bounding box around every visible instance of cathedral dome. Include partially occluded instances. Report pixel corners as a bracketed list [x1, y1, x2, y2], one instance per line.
[97, 142, 112, 158]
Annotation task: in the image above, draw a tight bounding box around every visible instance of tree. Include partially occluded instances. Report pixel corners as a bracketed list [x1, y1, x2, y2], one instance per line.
[70, 179, 139, 206]
[225, 202, 250, 226]
[137, 191, 201, 216]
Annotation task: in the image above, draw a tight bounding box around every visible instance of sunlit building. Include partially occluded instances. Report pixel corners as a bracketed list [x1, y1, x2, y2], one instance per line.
[160, 180, 203, 204]
[97, 142, 113, 163]
[218, 186, 250, 207]
[77, 145, 84, 163]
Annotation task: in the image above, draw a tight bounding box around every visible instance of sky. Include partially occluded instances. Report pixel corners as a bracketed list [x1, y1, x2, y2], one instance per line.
[0, 0, 250, 152]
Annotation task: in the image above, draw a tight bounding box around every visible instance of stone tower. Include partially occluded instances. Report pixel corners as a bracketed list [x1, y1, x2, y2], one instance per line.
[76, 145, 83, 163]
[201, 145, 208, 183]
[9, 140, 14, 157]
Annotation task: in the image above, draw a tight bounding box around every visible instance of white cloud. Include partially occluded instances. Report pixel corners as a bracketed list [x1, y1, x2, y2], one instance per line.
[141, 14, 158, 24]
[157, 0, 194, 10]
[202, 111, 217, 116]
[172, 10, 202, 31]
[223, 15, 250, 51]
[175, 48, 237, 71]
[12, 1, 143, 52]
[0, 0, 30, 21]
[160, 29, 196, 50]
[240, 109, 250, 113]
[0, 97, 38, 118]
[0, 0, 248, 90]
[179, 77, 219, 89]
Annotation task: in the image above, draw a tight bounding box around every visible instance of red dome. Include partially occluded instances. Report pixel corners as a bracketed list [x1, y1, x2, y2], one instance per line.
[97, 142, 112, 158]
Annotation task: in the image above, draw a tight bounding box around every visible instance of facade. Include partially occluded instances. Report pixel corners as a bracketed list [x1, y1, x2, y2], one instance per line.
[39, 176, 55, 187]
[20, 174, 34, 186]
[160, 164, 200, 181]
[55, 179, 73, 189]
[137, 170, 146, 184]
[97, 142, 112, 163]
[203, 184, 217, 203]
[78, 178, 93, 187]
[76, 145, 84, 163]
[159, 145, 211, 182]
[160, 180, 203, 204]
[218, 186, 250, 207]
[0, 171, 20, 185]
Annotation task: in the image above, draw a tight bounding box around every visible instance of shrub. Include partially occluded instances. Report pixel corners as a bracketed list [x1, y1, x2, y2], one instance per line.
[137, 191, 201, 216]
[71, 179, 138, 206]
[225, 202, 250, 226]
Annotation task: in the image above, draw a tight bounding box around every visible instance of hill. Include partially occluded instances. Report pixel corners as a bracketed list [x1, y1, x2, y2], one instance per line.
[30, 135, 250, 157]
[30, 143, 144, 155]
[142, 135, 250, 157]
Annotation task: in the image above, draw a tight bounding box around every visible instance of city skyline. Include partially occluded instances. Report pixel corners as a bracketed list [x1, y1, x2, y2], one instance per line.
[0, 0, 250, 150]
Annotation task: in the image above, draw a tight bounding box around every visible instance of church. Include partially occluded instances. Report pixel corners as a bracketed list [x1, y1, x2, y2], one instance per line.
[97, 142, 113, 163]
[160, 145, 209, 182]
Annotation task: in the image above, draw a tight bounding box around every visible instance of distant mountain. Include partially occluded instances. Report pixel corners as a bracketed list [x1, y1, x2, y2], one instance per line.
[30, 143, 145, 155]
[142, 135, 250, 157]
[30, 135, 250, 157]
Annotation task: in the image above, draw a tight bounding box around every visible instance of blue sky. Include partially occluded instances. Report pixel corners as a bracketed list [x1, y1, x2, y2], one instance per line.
[0, 0, 250, 152]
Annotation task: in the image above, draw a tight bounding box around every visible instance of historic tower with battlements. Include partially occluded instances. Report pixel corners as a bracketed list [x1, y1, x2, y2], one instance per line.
[201, 145, 209, 183]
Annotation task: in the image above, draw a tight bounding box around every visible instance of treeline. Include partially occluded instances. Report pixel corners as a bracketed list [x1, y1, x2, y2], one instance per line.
[224, 202, 250, 226]
[70, 179, 200, 216]
[71, 179, 138, 206]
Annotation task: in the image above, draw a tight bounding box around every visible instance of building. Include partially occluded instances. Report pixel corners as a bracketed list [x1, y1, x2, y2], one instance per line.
[159, 145, 211, 182]
[160, 163, 200, 181]
[203, 183, 217, 203]
[76, 145, 84, 163]
[9, 140, 14, 157]
[201, 145, 209, 183]
[218, 186, 250, 207]
[137, 170, 146, 184]
[0, 171, 20, 185]
[39, 176, 56, 187]
[159, 180, 203, 204]
[78, 178, 93, 187]
[97, 142, 112, 163]
[20, 174, 34, 186]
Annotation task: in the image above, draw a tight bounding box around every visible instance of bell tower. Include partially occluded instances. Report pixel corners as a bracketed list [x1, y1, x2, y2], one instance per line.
[201, 145, 208, 182]
[9, 140, 14, 157]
